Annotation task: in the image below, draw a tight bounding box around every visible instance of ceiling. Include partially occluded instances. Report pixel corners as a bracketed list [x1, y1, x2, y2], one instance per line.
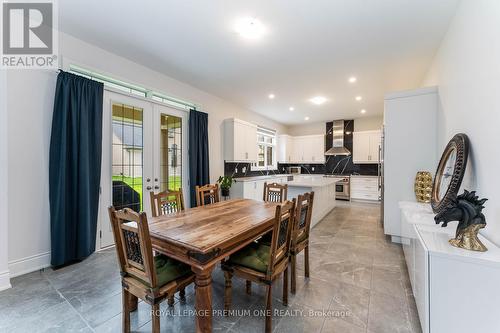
[58, 0, 459, 125]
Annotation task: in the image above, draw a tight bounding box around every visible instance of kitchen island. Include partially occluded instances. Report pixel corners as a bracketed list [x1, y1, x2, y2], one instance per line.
[231, 174, 337, 227]
[285, 175, 337, 227]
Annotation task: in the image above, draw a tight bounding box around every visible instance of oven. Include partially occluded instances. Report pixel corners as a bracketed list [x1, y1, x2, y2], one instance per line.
[323, 175, 351, 200]
[335, 180, 350, 200]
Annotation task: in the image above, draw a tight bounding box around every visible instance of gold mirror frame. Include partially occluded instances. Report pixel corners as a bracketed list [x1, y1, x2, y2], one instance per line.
[431, 133, 469, 214]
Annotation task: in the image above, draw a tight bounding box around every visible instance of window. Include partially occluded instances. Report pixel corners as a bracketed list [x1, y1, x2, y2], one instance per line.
[69, 64, 198, 111]
[254, 126, 277, 170]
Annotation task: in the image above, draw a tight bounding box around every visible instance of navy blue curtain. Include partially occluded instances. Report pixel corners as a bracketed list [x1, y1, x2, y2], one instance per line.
[189, 110, 209, 207]
[49, 71, 104, 267]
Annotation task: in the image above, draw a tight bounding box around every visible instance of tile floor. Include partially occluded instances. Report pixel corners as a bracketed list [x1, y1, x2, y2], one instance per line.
[0, 201, 422, 333]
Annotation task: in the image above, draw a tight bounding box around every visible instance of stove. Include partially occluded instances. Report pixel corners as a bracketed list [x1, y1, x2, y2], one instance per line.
[324, 174, 350, 200]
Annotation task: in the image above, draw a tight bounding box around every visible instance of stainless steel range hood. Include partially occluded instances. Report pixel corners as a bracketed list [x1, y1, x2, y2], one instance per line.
[325, 120, 351, 156]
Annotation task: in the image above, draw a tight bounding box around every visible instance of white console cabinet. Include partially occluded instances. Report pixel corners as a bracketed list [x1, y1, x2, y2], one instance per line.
[400, 202, 500, 333]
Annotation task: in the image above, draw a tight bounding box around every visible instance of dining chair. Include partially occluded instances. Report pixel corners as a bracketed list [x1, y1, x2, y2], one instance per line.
[256, 182, 289, 247]
[263, 182, 288, 203]
[195, 183, 220, 206]
[290, 191, 314, 294]
[221, 199, 296, 333]
[108, 207, 195, 333]
[150, 190, 185, 217]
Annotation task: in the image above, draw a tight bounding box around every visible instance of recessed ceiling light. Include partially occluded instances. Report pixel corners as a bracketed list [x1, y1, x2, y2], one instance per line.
[361, 109, 366, 114]
[304, 116, 310, 121]
[348, 76, 357, 83]
[289, 106, 294, 111]
[309, 96, 327, 105]
[268, 93, 275, 99]
[234, 17, 266, 40]
[355, 96, 362, 101]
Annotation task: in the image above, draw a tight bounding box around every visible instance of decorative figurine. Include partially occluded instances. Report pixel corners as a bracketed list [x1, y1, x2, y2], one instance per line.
[434, 190, 488, 252]
[414, 171, 433, 203]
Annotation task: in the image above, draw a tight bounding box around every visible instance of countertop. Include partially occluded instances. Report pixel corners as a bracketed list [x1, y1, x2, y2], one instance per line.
[285, 175, 340, 188]
[233, 174, 292, 182]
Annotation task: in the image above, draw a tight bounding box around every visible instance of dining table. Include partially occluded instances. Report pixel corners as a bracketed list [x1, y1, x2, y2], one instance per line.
[148, 198, 279, 333]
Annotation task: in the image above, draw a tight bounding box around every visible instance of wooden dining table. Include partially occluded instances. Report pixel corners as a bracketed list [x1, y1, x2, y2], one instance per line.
[148, 198, 279, 333]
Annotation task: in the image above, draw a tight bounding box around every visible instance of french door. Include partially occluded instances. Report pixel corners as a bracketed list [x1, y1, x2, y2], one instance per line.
[98, 90, 188, 249]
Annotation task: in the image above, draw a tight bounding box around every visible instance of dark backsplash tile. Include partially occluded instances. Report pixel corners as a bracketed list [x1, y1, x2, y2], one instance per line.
[223, 119, 379, 178]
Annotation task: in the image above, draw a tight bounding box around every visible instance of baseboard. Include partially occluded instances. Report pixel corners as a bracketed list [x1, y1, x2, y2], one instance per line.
[8, 251, 51, 278]
[0, 270, 12, 291]
[391, 235, 403, 244]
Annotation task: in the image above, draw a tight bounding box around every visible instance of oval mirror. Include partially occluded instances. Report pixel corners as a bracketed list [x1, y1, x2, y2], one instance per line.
[431, 133, 469, 214]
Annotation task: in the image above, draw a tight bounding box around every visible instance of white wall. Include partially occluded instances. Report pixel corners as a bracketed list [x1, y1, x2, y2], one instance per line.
[0, 70, 11, 290]
[287, 115, 383, 136]
[6, 31, 287, 276]
[422, 0, 500, 245]
[286, 122, 325, 136]
[353, 116, 383, 132]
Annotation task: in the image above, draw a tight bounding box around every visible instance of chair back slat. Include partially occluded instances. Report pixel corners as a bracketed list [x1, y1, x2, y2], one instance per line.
[195, 184, 220, 206]
[267, 200, 296, 277]
[263, 182, 288, 203]
[293, 192, 314, 245]
[108, 207, 157, 288]
[150, 190, 185, 217]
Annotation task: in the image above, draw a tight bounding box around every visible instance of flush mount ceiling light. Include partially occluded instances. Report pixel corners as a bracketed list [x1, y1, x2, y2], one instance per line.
[234, 17, 266, 40]
[355, 96, 362, 101]
[304, 116, 310, 121]
[268, 93, 275, 99]
[348, 76, 357, 83]
[309, 96, 327, 105]
[289, 106, 295, 111]
[361, 109, 367, 114]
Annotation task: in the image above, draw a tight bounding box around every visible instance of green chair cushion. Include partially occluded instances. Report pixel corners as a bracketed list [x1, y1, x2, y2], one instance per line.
[228, 242, 271, 273]
[137, 254, 191, 288]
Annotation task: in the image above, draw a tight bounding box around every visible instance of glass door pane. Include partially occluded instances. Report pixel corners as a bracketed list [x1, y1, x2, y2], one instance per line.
[111, 103, 143, 212]
[99, 91, 153, 249]
[160, 114, 182, 192]
[153, 104, 188, 207]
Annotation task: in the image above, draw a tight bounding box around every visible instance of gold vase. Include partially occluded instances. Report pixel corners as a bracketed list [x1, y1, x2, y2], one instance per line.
[414, 171, 433, 203]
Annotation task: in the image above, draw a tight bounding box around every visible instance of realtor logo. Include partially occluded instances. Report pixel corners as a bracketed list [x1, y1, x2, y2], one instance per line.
[1, 0, 58, 69]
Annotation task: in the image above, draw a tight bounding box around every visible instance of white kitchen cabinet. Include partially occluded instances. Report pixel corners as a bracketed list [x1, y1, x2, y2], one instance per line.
[277, 134, 293, 163]
[350, 176, 380, 201]
[352, 130, 381, 164]
[384, 87, 438, 239]
[291, 137, 304, 162]
[231, 175, 289, 201]
[309, 135, 325, 163]
[223, 118, 258, 162]
[279, 135, 325, 163]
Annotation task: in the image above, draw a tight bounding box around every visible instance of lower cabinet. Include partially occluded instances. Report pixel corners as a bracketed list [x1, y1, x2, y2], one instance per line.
[350, 176, 380, 201]
[230, 176, 287, 201]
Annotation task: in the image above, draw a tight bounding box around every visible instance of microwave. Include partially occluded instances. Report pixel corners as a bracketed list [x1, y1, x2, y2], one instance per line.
[288, 166, 301, 175]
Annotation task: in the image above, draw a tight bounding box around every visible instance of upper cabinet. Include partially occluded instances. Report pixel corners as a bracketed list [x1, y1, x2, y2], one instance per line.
[277, 134, 294, 163]
[223, 118, 258, 162]
[277, 134, 325, 164]
[353, 130, 381, 164]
